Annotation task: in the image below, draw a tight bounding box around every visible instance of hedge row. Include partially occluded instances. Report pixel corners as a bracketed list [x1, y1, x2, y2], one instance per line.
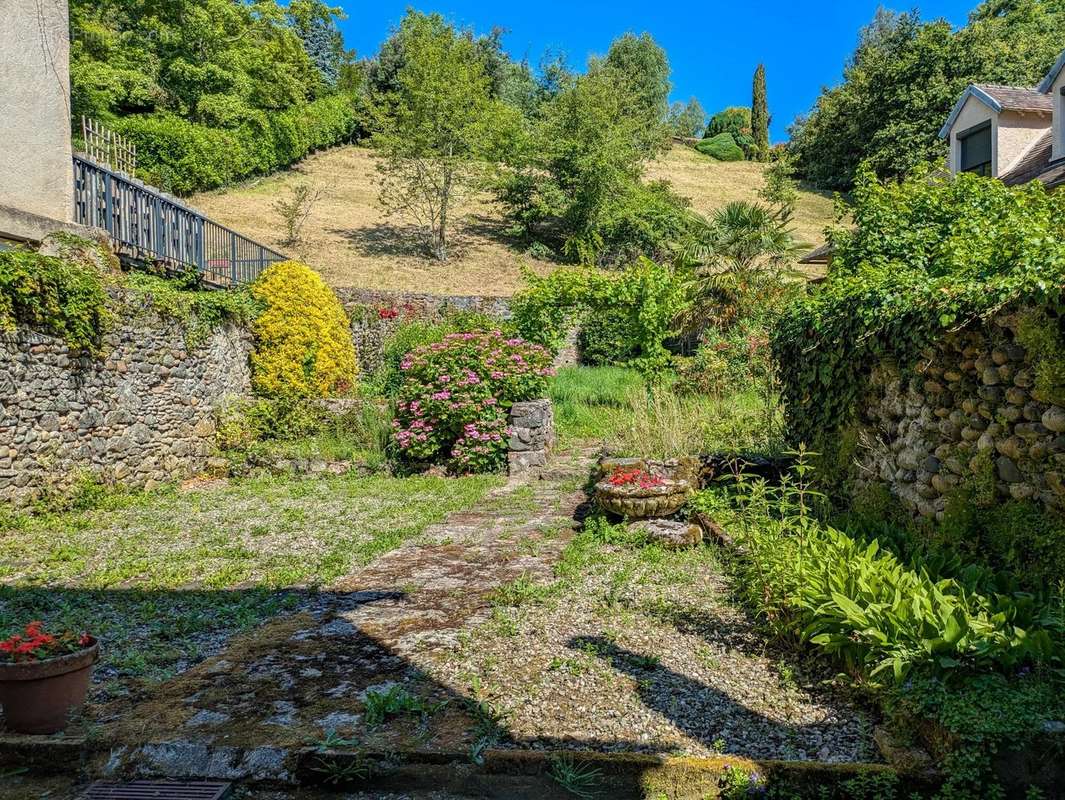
[114, 94, 366, 195]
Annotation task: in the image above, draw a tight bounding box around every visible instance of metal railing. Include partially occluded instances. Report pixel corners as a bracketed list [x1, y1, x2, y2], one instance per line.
[72, 154, 286, 287]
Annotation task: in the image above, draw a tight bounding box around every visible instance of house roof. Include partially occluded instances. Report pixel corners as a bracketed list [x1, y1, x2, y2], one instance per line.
[798, 242, 834, 265]
[939, 84, 1053, 139]
[975, 84, 1053, 114]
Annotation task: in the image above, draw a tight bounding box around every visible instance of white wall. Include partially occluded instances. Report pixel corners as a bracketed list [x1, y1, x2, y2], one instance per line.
[949, 96, 997, 175]
[1051, 69, 1065, 162]
[0, 0, 74, 225]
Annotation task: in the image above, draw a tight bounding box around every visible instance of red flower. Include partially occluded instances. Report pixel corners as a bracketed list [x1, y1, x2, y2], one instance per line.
[608, 467, 664, 488]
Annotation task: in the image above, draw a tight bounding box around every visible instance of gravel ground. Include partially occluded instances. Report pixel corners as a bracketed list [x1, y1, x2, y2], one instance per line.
[429, 527, 878, 763]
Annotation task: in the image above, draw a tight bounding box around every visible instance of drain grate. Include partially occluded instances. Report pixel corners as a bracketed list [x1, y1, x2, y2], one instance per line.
[81, 781, 232, 800]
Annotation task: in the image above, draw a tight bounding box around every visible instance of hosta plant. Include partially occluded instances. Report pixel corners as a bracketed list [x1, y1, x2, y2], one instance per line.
[392, 331, 553, 472]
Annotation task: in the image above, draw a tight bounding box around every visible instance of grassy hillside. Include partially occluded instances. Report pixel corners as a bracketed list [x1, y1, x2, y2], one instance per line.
[192, 145, 836, 296]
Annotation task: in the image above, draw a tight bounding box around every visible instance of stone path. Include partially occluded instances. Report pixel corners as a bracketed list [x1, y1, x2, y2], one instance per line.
[104, 448, 595, 779]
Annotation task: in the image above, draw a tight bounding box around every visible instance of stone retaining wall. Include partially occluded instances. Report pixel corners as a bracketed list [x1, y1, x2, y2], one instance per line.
[0, 304, 252, 505]
[334, 289, 511, 376]
[853, 310, 1065, 518]
[507, 399, 556, 477]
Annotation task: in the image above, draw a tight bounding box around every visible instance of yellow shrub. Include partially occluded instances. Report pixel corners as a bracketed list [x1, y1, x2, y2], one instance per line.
[250, 260, 358, 398]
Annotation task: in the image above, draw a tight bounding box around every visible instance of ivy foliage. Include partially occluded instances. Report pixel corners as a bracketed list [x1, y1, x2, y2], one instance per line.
[510, 260, 688, 373]
[250, 260, 358, 398]
[0, 249, 113, 354]
[124, 273, 262, 347]
[773, 167, 1065, 448]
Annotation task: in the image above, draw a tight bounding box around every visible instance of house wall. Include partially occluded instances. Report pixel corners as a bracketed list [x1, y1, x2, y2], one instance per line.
[0, 296, 252, 506]
[0, 0, 74, 231]
[997, 110, 1051, 174]
[949, 96, 998, 176]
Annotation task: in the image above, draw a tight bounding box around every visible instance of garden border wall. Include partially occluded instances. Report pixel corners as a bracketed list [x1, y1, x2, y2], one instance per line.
[0, 300, 252, 506]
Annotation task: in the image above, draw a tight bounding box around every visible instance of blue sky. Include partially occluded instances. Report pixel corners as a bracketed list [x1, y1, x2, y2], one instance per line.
[335, 1, 974, 142]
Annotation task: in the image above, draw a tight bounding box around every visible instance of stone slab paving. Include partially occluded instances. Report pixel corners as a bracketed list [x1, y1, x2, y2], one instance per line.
[101, 448, 595, 778]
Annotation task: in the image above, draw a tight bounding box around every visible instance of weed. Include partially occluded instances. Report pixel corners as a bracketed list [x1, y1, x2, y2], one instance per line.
[362, 685, 447, 726]
[548, 755, 602, 799]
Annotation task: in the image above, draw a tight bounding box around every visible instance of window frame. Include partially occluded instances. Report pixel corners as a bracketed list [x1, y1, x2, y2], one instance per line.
[958, 119, 993, 177]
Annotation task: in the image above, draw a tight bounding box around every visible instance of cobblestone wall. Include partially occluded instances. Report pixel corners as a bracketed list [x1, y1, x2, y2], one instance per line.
[335, 289, 511, 376]
[507, 399, 556, 477]
[0, 305, 252, 505]
[854, 310, 1065, 518]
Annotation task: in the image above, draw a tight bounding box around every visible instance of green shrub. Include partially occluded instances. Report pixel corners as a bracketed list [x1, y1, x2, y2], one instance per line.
[0, 249, 112, 353]
[576, 312, 640, 366]
[774, 166, 1065, 450]
[693, 463, 1065, 684]
[392, 331, 553, 472]
[115, 94, 363, 195]
[375, 320, 454, 396]
[695, 133, 745, 162]
[511, 260, 687, 373]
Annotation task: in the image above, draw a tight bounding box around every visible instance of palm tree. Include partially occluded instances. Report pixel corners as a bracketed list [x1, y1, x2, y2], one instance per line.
[677, 200, 796, 331]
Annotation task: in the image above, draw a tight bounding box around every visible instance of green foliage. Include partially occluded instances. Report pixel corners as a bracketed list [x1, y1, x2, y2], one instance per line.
[751, 64, 769, 161]
[695, 458, 1065, 685]
[70, 0, 365, 195]
[1014, 308, 1065, 405]
[891, 672, 1065, 798]
[495, 35, 689, 266]
[115, 94, 362, 195]
[695, 133, 745, 162]
[124, 272, 260, 347]
[362, 685, 445, 726]
[790, 5, 1065, 189]
[576, 313, 640, 366]
[601, 32, 672, 156]
[548, 366, 646, 442]
[371, 11, 523, 260]
[511, 261, 688, 373]
[676, 324, 774, 398]
[0, 249, 112, 354]
[705, 106, 752, 140]
[667, 97, 706, 138]
[773, 167, 1065, 450]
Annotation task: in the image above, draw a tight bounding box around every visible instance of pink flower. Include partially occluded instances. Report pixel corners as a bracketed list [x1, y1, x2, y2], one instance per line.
[490, 371, 504, 380]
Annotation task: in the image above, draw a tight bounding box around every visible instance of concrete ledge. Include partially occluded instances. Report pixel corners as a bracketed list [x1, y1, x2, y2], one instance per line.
[0, 203, 95, 245]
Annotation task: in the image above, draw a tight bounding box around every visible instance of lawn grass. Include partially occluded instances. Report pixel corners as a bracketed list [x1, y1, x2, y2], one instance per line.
[190, 144, 837, 295]
[0, 471, 501, 693]
[549, 365, 783, 457]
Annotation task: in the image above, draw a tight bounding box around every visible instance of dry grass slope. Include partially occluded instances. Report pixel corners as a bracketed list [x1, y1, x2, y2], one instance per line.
[192, 145, 836, 296]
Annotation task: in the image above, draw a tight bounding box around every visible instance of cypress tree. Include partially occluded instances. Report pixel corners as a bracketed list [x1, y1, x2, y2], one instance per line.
[751, 63, 769, 161]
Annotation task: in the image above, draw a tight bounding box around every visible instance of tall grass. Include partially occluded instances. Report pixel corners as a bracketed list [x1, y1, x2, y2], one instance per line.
[549, 365, 783, 457]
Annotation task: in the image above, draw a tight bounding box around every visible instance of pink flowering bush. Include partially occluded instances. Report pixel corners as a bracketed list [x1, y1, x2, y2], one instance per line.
[392, 331, 554, 472]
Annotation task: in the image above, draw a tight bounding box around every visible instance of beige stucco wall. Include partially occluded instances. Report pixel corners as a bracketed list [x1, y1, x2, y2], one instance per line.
[0, 0, 74, 227]
[949, 95, 997, 175]
[997, 110, 1051, 174]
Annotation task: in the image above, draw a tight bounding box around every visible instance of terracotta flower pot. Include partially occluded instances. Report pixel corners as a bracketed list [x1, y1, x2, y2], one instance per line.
[0, 642, 98, 734]
[594, 477, 692, 519]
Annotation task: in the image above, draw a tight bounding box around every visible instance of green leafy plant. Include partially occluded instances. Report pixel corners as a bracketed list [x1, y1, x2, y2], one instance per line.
[548, 755, 602, 799]
[0, 249, 112, 354]
[362, 685, 446, 726]
[392, 330, 553, 472]
[774, 167, 1065, 452]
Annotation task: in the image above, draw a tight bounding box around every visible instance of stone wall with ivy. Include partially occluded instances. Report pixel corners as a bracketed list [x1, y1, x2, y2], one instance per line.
[0, 298, 252, 506]
[335, 288, 512, 375]
[852, 308, 1065, 518]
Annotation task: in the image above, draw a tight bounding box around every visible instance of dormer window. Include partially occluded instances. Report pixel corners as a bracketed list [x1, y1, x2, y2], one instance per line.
[959, 120, 992, 176]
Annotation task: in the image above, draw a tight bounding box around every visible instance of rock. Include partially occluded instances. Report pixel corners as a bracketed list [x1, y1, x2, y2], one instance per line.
[1042, 406, 1065, 433]
[996, 456, 1023, 484]
[629, 519, 703, 549]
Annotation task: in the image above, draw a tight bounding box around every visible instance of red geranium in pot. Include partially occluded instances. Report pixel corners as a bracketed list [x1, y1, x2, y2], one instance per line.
[0, 621, 98, 734]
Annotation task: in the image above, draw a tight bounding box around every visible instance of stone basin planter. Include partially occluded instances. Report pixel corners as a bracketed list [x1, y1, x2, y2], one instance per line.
[594, 477, 692, 519]
[0, 641, 98, 734]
